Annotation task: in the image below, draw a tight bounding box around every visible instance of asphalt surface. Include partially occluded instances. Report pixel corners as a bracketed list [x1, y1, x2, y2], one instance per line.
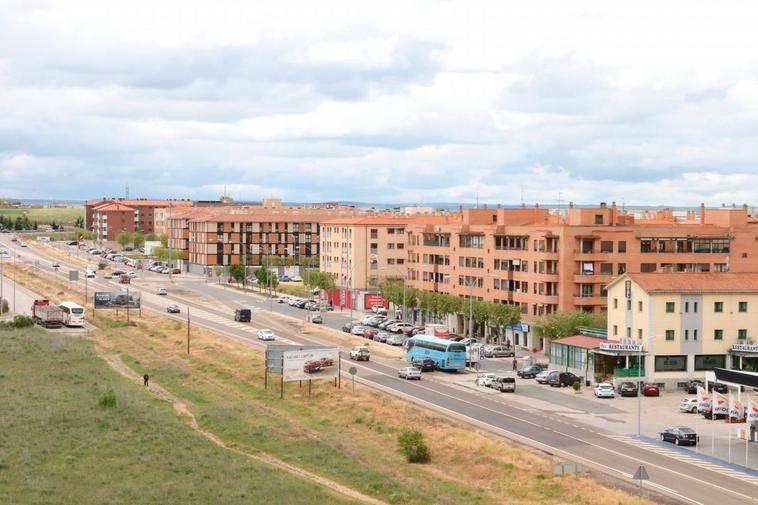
[5, 239, 758, 505]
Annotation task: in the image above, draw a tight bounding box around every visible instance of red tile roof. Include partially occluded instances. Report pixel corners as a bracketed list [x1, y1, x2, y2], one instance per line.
[551, 335, 605, 349]
[92, 202, 135, 212]
[625, 272, 758, 293]
[88, 198, 193, 208]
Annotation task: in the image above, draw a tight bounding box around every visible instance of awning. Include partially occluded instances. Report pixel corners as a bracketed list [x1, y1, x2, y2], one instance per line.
[713, 368, 758, 389]
[592, 349, 648, 357]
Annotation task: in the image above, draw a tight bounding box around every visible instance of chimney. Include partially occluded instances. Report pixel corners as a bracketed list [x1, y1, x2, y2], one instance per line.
[611, 201, 617, 226]
[600, 202, 607, 209]
[569, 202, 574, 209]
[700, 203, 705, 224]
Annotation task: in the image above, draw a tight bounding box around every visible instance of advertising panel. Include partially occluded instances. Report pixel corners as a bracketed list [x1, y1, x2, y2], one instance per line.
[364, 293, 388, 309]
[94, 291, 141, 309]
[282, 347, 339, 382]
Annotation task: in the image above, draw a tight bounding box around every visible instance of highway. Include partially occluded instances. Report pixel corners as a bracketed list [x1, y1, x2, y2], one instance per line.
[4, 239, 758, 505]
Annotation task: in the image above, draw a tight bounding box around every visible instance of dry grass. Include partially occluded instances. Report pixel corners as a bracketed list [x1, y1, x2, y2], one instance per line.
[6, 263, 656, 505]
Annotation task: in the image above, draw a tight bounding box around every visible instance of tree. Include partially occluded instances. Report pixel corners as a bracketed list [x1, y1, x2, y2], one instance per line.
[213, 266, 224, 283]
[152, 247, 182, 262]
[146, 232, 158, 242]
[160, 234, 168, 248]
[532, 310, 598, 352]
[133, 230, 144, 249]
[74, 216, 84, 228]
[229, 264, 246, 284]
[254, 267, 279, 291]
[307, 271, 336, 291]
[116, 232, 132, 249]
[487, 303, 521, 343]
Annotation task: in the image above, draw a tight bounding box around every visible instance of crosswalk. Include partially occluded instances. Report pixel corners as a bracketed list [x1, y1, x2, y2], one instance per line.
[610, 434, 758, 485]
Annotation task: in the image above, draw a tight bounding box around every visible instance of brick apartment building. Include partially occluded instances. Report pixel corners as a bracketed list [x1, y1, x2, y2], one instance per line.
[404, 202, 758, 350]
[85, 198, 193, 240]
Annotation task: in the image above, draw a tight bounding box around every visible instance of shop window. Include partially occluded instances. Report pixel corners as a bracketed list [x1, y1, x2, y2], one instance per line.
[655, 355, 687, 372]
[714, 329, 723, 340]
[694, 355, 726, 371]
[739, 301, 748, 312]
[665, 330, 675, 340]
[665, 302, 675, 313]
[714, 301, 723, 313]
[738, 329, 748, 340]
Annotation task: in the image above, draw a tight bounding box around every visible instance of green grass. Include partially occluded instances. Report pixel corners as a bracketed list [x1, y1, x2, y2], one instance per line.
[0, 206, 83, 225]
[0, 329, 360, 505]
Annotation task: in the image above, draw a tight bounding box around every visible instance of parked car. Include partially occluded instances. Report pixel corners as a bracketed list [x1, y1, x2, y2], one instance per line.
[112, 270, 126, 276]
[477, 372, 497, 387]
[374, 331, 390, 343]
[104, 273, 112, 279]
[412, 357, 437, 372]
[342, 322, 355, 333]
[157, 287, 168, 295]
[535, 370, 554, 384]
[484, 345, 515, 358]
[685, 380, 704, 394]
[517, 365, 544, 379]
[491, 375, 516, 393]
[708, 381, 728, 393]
[679, 397, 699, 413]
[86, 270, 96, 278]
[367, 316, 387, 327]
[388, 322, 414, 334]
[166, 304, 181, 314]
[360, 314, 376, 325]
[311, 314, 323, 324]
[304, 301, 319, 311]
[398, 366, 422, 380]
[257, 329, 276, 341]
[127, 271, 137, 278]
[290, 275, 303, 282]
[351, 325, 367, 336]
[386, 334, 405, 346]
[642, 383, 660, 396]
[618, 381, 639, 397]
[278, 296, 289, 304]
[362, 328, 378, 340]
[700, 405, 725, 420]
[548, 371, 581, 387]
[234, 308, 251, 322]
[378, 319, 399, 330]
[594, 383, 616, 398]
[349, 346, 370, 361]
[51, 262, 60, 268]
[660, 426, 698, 446]
[279, 275, 291, 282]
[371, 304, 386, 313]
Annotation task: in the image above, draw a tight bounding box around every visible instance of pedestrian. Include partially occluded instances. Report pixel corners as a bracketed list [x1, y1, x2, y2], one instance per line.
[506, 338, 511, 348]
[512, 357, 517, 371]
[143, 373, 149, 387]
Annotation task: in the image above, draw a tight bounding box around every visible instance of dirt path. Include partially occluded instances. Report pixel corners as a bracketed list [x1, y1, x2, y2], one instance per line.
[95, 348, 390, 505]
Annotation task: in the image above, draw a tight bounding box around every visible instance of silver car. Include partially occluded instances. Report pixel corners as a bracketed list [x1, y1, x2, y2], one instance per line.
[398, 366, 422, 380]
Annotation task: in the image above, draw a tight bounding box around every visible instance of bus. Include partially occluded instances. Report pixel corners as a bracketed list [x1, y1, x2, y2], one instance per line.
[59, 301, 85, 327]
[405, 335, 466, 371]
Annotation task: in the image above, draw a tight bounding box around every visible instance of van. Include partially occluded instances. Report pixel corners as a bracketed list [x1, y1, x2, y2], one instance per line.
[234, 308, 251, 322]
[491, 375, 516, 392]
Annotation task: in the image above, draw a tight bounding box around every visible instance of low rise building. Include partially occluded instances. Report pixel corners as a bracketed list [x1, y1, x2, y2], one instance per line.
[86, 198, 193, 237]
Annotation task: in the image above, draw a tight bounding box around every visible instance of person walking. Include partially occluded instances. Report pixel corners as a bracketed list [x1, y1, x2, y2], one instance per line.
[512, 357, 517, 371]
[143, 374, 149, 387]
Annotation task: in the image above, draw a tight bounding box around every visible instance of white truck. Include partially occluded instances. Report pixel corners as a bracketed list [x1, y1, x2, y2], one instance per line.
[349, 346, 370, 361]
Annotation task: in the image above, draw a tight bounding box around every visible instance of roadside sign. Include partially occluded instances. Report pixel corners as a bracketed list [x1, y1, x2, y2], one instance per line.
[479, 347, 485, 361]
[348, 367, 357, 375]
[69, 270, 79, 281]
[632, 463, 649, 491]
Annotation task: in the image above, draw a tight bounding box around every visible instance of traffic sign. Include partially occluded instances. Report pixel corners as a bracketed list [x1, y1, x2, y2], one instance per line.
[348, 367, 357, 375]
[632, 464, 649, 481]
[479, 348, 485, 361]
[69, 270, 79, 281]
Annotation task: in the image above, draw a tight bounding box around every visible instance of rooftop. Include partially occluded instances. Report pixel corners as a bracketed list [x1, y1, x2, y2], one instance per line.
[619, 272, 758, 293]
[551, 335, 606, 349]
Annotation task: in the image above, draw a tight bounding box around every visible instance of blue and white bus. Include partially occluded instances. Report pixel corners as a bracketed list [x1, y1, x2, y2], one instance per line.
[405, 335, 466, 371]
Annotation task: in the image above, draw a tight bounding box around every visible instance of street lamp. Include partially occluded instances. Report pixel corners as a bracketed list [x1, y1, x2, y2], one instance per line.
[636, 336, 654, 437]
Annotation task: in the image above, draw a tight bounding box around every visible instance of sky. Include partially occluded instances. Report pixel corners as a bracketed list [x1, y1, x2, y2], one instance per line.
[2, 0, 758, 206]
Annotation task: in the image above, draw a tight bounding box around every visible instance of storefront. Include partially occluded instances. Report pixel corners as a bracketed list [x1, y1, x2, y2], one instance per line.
[592, 342, 646, 384]
[548, 335, 604, 383]
[730, 344, 758, 372]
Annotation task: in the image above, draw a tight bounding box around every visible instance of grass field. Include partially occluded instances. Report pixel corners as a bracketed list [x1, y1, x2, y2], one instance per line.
[5, 263, 655, 505]
[0, 206, 83, 225]
[0, 328, 361, 505]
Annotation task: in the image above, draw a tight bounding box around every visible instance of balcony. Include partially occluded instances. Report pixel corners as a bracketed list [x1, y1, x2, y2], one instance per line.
[573, 295, 607, 306]
[573, 273, 613, 283]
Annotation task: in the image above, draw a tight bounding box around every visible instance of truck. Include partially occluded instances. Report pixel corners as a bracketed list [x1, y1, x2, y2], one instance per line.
[31, 299, 65, 328]
[349, 346, 370, 361]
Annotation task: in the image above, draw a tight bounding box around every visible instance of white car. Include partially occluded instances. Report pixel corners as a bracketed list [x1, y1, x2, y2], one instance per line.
[257, 329, 276, 341]
[594, 383, 616, 398]
[360, 315, 375, 325]
[477, 372, 497, 387]
[278, 295, 289, 304]
[388, 322, 414, 333]
[127, 271, 137, 278]
[290, 275, 303, 282]
[371, 304, 386, 313]
[679, 397, 699, 413]
[386, 334, 405, 346]
[157, 287, 168, 295]
[350, 325, 366, 336]
[86, 270, 96, 278]
[535, 370, 554, 384]
[398, 366, 422, 380]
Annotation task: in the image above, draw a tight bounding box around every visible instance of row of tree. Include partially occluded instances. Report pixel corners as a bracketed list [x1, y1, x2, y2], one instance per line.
[0, 215, 38, 231]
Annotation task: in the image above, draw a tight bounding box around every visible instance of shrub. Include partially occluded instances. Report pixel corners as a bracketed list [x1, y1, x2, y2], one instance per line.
[397, 429, 430, 463]
[11, 315, 33, 328]
[98, 260, 107, 270]
[98, 388, 117, 407]
[572, 380, 582, 392]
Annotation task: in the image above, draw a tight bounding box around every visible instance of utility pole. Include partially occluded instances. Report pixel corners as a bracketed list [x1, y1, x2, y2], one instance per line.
[12, 251, 16, 312]
[168, 202, 173, 281]
[187, 306, 190, 354]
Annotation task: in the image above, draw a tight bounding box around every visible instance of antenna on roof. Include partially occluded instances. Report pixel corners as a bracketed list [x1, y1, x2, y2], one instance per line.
[476, 191, 479, 209]
[520, 185, 524, 206]
[125, 184, 129, 199]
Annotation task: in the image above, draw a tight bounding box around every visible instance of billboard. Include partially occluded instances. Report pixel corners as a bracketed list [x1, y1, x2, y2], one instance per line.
[94, 291, 141, 309]
[364, 293, 388, 309]
[266, 344, 326, 373]
[282, 347, 339, 382]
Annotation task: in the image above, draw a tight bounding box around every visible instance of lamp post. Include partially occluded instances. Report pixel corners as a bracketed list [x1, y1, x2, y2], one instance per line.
[168, 203, 173, 282]
[637, 336, 654, 437]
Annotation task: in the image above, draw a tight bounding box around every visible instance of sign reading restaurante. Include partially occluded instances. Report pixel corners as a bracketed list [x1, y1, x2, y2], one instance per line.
[731, 344, 758, 353]
[600, 342, 642, 352]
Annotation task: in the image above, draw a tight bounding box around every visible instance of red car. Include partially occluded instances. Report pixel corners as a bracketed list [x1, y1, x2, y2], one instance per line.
[363, 328, 378, 340]
[303, 361, 322, 373]
[642, 383, 660, 396]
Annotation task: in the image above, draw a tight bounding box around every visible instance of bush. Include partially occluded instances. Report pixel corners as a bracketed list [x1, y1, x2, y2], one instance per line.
[11, 315, 33, 328]
[98, 260, 107, 270]
[397, 429, 430, 463]
[572, 380, 582, 392]
[98, 388, 117, 407]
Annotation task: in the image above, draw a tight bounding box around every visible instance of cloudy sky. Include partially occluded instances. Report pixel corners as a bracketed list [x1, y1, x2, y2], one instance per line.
[2, 1, 758, 205]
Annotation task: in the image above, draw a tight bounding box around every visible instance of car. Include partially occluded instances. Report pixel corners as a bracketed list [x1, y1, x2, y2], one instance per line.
[484, 345, 515, 358]
[157, 287, 168, 295]
[360, 314, 376, 325]
[594, 383, 616, 398]
[257, 329, 276, 341]
[371, 304, 386, 313]
[535, 370, 554, 384]
[411, 357, 436, 372]
[303, 360, 322, 373]
[409, 326, 426, 336]
[349, 346, 370, 361]
[517, 365, 544, 379]
[660, 426, 698, 446]
[278, 296, 289, 304]
[642, 383, 660, 396]
[112, 270, 126, 276]
[67, 240, 78, 246]
[234, 308, 252, 322]
[342, 322, 355, 333]
[548, 371, 581, 387]
[386, 334, 405, 346]
[362, 328, 378, 340]
[374, 331, 390, 343]
[491, 375, 516, 393]
[708, 381, 728, 393]
[618, 381, 639, 397]
[388, 322, 414, 334]
[127, 271, 137, 278]
[304, 301, 319, 311]
[290, 275, 303, 282]
[86, 271, 96, 278]
[279, 275, 291, 282]
[685, 380, 704, 394]
[170, 268, 181, 275]
[366, 316, 387, 327]
[378, 319, 399, 330]
[679, 397, 699, 413]
[398, 366, 422, 380]
[351, 325, 367, 336]
[477, 372, 498, 387]
[104, 273, 113, 279]
[166, 304, 181, 314]
[311, 314, 323, 324]
[51, 262, 60, 268]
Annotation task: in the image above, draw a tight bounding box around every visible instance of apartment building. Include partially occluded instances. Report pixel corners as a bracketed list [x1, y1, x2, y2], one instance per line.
[91, 201, 137, 242]
[405, 203, 758, 350]
[85, 198, 193, 236]
[605, 272, 758, 387]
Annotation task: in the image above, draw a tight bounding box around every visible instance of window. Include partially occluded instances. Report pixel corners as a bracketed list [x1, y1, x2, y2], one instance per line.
[613, 298, 618, 309]
[694, 355, 726, 371]
[600, 263, 613, 275]
[714, 301, 723, 313]
[595, 214, 604, 224]
[626, 300, 631, 310]
[626, 327, 631, 339]
[638, 301, 643, 312]
[618, 241, 627, 253]
[714, 329, 723, 340]
[370, 229, 378, 239]
[387, 243, 395, 249]
[641, 263, 656, 272]
[397, 243, 404, 249]
[694, 302, 698, 313]
[600, 241, 613, 253]
[613, 325, 618, 336]
[684, 302, 689, 313]
[684, 329, 689, 341]
[655, 355, 687, 372]
[387, 228, 395, 234]
[665, 330, 675, 340]
[738, 329, 748, 340]
[694, 329, 698, 341]
[387, 258, 396, 264]
[739, 301, 748, 312]
[665, 302, 675, 313]
[618, 263, 626, 275]
[637, 329, 642, 339]
[459, 234, 485, 248]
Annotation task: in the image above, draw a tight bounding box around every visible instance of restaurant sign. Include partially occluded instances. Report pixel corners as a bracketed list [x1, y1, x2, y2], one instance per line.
[731, 344, 758, 354]
[599, 342, 642, 352]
